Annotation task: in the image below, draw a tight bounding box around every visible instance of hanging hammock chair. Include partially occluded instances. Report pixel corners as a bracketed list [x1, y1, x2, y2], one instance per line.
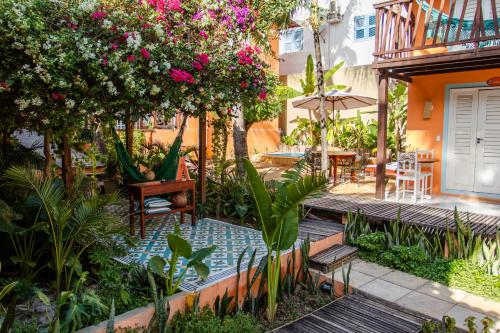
[112, 127, 183, 183]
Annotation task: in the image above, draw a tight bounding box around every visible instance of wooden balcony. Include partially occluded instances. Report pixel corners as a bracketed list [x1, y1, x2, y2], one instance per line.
[373, 0, 500, 77]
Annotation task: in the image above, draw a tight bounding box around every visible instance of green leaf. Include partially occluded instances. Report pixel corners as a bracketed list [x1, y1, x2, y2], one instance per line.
[278, 206, 299, 251]
[189, 245, 216, 263]
[167, 233, 192, 258]
[192, 262, 209, 280]
[148, 256, 166, 277]
[0, 281, 17, 301]
[244, 159, 275, 245]
[324, 61, 344, 83]
[35, 288, 50, 306]
[275, 86, 302, 101]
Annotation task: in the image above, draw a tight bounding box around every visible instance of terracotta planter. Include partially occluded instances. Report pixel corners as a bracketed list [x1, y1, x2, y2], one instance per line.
[144, 170, 155, 181]
[171, 192, 188, 208]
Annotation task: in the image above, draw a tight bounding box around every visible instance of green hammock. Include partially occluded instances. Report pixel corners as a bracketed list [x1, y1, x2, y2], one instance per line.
[113, 130, 183, 183]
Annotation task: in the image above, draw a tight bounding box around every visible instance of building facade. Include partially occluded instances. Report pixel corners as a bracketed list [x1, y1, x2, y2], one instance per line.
[278, 0, 380, 135]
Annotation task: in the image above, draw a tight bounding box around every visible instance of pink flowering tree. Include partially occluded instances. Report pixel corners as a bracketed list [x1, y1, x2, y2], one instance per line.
[0, 0, 278, 183]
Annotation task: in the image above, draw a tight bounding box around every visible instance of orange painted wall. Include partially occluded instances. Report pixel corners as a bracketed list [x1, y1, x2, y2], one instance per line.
[406, 69, 499, 196]
[149, 116, 280, 158]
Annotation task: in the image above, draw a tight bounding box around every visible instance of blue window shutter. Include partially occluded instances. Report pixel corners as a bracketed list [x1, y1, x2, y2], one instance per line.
[354, 16, 366, 40]
[368, 15, 376, 37]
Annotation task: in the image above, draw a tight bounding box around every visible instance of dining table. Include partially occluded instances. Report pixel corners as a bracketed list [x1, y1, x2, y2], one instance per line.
[328, 151, 357, 184]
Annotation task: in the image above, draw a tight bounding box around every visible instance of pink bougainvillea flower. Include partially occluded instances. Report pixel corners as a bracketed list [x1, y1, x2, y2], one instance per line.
[51, 92, 65, 101]
[103, 58, 109, 66]
[140, 48, 151, 60]
[169, 69, 195, 84]
[90, 11, 107, 20]
[127, 55, 136, 62]
[111, 42, 119, 50]
[240, 81, 249, 89]
[192, 11, 204, 20]
[259, 91, 267, 100]
[166, 0, 183, 12]
[196, 53, 209, 65]
[191, 61, 203, 71]
[0, 81, 10, 91]
[199, 31, 208, 40]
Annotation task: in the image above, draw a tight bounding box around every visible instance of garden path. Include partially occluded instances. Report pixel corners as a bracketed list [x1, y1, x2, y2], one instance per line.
[324, 259, 500, 332]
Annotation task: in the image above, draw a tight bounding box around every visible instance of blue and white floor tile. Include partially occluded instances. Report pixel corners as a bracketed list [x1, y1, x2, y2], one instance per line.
[114, 214, 269, 292]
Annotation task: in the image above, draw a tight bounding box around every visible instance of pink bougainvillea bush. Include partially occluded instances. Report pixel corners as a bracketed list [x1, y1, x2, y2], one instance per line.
[0, 0, 275, 134]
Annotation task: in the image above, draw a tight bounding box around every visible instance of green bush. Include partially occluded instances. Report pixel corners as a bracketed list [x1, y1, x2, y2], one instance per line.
[352, 232, 386, 252]
[171, 308, 263, 333]
[380, 245, 429, 271]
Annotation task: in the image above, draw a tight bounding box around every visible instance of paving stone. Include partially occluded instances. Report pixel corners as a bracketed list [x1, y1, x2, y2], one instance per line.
[358, 279, 412, 302]
[380, 270, 428, 290]
[352, 260, 393, 277]
[417, 281, 468, 303]
[395, 291, 455, 319]
[331, 268, 376, 288]
[445, 305, 500, 332]
[459, 294, 500, 318]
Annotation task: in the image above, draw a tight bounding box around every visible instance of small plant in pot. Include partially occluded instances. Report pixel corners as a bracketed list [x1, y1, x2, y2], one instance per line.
[74, 128, 94, 152]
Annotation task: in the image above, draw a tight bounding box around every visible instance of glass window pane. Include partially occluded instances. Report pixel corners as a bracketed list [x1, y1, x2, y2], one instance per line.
[369, 15, 376, 26]
[369, 27, 376, 37]
[354, 16, 365, 29]
[355, 29, 365, 39]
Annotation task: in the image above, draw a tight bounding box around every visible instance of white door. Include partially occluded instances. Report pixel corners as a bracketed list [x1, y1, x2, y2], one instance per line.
[474, 89, 500, 194]
[446, 88, 478, 191]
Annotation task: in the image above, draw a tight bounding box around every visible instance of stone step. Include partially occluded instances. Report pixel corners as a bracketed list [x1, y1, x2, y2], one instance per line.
[310, 244, 358, 273]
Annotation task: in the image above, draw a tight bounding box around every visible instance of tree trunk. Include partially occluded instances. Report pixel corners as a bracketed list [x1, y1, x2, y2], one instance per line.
[61, 133, 73, 189]
[232, 104, 248, 177]
[125, 111, 134, 156]
[43, 129, 54, 179]
[310, 1, 328, 173]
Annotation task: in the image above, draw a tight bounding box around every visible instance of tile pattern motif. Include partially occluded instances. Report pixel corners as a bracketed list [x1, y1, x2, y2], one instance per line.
[111, 205, 269, 292]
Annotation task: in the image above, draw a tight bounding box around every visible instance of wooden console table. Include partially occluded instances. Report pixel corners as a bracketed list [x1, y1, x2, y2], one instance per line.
[128, 180, 196, 239]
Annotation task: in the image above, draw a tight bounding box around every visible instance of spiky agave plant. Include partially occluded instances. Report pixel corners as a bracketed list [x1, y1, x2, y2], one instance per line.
[244, 159, 326, 321]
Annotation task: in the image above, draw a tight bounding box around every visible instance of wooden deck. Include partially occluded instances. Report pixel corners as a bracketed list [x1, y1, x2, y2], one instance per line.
[298, 218, 344, 242]
[274, 294, 427, 333]
[304, 194, 500, 237]
[310, 244, 358, 273]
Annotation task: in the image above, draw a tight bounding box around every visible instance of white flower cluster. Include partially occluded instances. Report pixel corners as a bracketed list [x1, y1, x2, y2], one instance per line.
[78, 0, 97, 12]
[126, 32, 142, 50]
[150, 85, 160, 95]
[160, 100, 170, 109]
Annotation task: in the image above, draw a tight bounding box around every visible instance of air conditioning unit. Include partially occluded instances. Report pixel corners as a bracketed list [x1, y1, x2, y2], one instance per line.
[326, 0, 343, 24]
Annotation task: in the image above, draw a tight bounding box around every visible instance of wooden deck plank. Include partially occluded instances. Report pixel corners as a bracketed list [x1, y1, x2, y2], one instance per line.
[274, 294, 425, 333]
[304, 194, 500, 237]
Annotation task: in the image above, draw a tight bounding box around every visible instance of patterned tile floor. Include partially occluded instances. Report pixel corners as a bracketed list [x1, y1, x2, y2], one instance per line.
[113, 211, 269, 292]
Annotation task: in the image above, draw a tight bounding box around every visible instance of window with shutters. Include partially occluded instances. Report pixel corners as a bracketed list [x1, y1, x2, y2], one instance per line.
[279, 28, 304, 54]
[354, 15, 376, 41]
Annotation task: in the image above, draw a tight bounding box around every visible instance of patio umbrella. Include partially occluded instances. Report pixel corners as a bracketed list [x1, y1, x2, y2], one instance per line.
[292, 89, 377, 111]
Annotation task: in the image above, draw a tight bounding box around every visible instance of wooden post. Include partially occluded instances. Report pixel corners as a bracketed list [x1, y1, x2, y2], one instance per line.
[61, 133, 73, 189]
[198, 114, 207, 206]
[376, 71, 388, 199]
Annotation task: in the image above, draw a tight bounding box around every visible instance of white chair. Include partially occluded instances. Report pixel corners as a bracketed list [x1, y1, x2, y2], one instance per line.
[416, 149, 434, 199]
[396, 152, 426, 203]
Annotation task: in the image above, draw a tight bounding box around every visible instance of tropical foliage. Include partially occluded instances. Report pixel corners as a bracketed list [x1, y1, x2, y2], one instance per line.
[244, 159, 326, 320]
[148, 223, 216, 296]
[344, 210, 500, 302]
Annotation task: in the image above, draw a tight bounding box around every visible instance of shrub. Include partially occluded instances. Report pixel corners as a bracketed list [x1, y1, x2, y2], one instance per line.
[352, 232, 386, 252]
[171, 308, 263, 333]
[380, 245, 430, 271]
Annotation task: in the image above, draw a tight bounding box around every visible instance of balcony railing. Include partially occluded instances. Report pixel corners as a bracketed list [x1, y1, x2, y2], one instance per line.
[373, 0, 500, 63]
